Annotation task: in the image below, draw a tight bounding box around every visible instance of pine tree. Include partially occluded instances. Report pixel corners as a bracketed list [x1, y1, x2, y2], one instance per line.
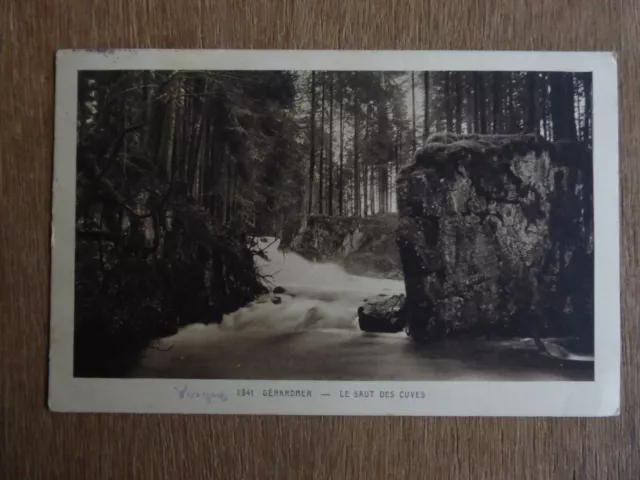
[582, 73, 592, 141]
[454, 73, 462, 134]
[318, 73, 325, 214]
[423, 72, 430, 140]
[492, 72, 501, 134]
[445, 72, 453, 132]
[328, 72, 334, 216]
[308, 71, 316, 215]
[526, 72, 537, 133]
[338, 73, 345, 216]
[550, 73, 577, 141]
[411, 72, 417, 150]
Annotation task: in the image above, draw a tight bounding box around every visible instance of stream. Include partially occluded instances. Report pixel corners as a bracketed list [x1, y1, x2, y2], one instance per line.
[130, 238, 593, 381]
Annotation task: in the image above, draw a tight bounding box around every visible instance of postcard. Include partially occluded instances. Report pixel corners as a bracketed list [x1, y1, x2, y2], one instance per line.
[49, 49, 620, 416]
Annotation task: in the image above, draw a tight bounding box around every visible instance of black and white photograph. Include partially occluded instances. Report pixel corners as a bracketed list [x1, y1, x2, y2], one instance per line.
[49, 50, 620, 416]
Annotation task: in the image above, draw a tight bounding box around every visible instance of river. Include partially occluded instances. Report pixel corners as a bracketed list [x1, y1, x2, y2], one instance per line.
[130, 238, 593, 381]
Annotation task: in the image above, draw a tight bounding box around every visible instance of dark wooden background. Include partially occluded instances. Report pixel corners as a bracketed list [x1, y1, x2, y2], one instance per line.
[1, 1, 637, 478]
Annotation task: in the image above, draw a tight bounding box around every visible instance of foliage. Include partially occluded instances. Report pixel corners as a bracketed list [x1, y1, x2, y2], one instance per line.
[75, 70, 299, 376]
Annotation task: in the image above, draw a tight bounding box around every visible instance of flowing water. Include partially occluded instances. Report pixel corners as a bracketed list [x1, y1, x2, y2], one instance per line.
[130, 238, 592, 381]
[224, 237, 405, 333]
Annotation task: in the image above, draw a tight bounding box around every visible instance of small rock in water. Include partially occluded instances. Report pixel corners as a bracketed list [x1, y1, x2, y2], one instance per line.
[271, 296, 282, 305]
[273, 286, 286, 294]
[301, 306, 322, 328]
[358, 294, 407, 333]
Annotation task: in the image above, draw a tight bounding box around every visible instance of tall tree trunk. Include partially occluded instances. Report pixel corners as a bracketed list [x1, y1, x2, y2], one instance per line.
[423, 72, 430, 140]
[573, 76, 582, 141]
[308, 71, 316, 215]
[185, 85, 201, 167]
[181, 93, 192, 181]
[550, 73, 577, 141]
[319, 74, 325, 214]
[542, 74, 550, 139]
[161, 78, 179, 181]
[381, 167, 388, 214]
[454, 74, 462, 134]
[363, 164, 368, 217]
[328, 73, 334, 216]
[221, 151, 229, 225]
[172, 81, 186, 182]
[473, 73, 481, 133]
[575, 84, 583, 141]
[411, 72, 416, 150]
[353, 103, 360, 217]
[142, 71, 154, 152]
[566, 73, 577, 140]
[226, 167, 235, 224]
[507, 74, 515, 133]
[387, 166, 392, 212]
[363, 104, 370, 217]
[583, 73, 592, 142]
[195, 111, 208, 203]
[346, 170, 352, 217]
[378, 167, 384, 214]
[445, 73, 453, 132]
[395, 129, 400, 176]
[209, 127, 221, 219]
[478, 75, 487, 133]
[492, 72, 501, 134]
[349, 171, 354, 217]
[339, 79, 344, 216]
[199, 120, 214, 212]
[187, 80, 209, 194]
[526, 72, 537, 133]
[380, 168, 385, 214]
[370, 165, 375, 215]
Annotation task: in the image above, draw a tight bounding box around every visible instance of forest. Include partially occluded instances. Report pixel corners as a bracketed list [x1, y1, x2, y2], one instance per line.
[304, 70, 592, 219]
[74, 69, 592, 376]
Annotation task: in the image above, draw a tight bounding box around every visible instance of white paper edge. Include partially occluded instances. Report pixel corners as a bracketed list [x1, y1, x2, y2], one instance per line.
[49, 49, 620, 417]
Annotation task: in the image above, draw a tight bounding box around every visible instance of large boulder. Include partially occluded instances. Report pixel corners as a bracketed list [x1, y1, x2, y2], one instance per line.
[396, 133, 593, 347]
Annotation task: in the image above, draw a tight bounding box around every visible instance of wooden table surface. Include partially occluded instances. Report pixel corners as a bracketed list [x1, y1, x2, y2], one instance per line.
[1, 1, 638, 478]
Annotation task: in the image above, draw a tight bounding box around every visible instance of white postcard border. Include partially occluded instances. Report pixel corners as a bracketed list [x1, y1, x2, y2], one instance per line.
[49, 50, 620, 416]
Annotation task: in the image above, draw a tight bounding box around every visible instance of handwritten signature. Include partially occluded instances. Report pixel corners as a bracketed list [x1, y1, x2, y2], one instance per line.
[174, 385, 228, 403]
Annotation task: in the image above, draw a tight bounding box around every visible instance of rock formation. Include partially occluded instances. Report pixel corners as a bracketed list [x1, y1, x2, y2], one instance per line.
[396, 133, 593, 348]
[358, 294, 407, 333]
[289, 214, 403, 280]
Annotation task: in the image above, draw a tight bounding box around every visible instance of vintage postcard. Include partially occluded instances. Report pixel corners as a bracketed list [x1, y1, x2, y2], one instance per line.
[49, 50, 620, 416]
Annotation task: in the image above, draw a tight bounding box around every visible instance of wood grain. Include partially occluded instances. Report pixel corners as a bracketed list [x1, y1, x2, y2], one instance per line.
[1, 1, 637, 478]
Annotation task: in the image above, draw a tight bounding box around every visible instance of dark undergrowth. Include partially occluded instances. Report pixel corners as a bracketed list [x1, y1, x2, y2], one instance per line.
[74, 203, 266, 378]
